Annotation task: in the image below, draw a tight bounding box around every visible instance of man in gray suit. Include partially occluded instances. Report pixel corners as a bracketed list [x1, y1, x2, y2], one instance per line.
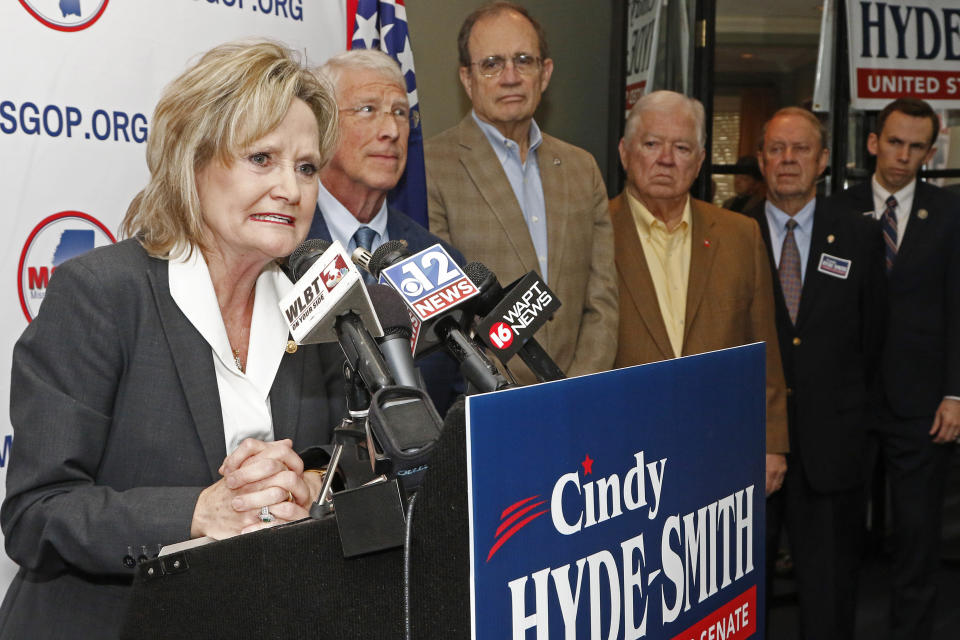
[425, 1, 617, 385]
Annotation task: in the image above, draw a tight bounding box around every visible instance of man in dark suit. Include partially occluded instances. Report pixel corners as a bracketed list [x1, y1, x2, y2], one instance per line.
[310, 49, 464, 414]
[828, 97, 960, 640]
[748, 107, 884, 639]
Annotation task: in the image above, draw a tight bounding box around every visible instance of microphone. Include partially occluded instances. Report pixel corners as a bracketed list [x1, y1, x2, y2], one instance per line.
[283, 239, 391, 393]
[354, 242, 511, 393]
[285, 240, 442, 492]
[366, 283, 421, 390]
[463, 262, 566, 383]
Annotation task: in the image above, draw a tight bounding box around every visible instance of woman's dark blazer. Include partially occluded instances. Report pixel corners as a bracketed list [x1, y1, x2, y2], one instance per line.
[0, 239, 345, 639]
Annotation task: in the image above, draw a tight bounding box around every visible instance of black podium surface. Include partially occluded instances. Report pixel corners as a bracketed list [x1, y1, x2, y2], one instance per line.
[121, 400, 471, 639]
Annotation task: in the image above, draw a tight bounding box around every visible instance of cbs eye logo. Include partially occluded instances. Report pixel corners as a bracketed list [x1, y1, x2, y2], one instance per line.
[19, 0, 109, 32]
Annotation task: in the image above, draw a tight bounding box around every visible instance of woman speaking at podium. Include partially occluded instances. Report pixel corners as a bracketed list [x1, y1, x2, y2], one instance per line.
[0, 40, 343, 638]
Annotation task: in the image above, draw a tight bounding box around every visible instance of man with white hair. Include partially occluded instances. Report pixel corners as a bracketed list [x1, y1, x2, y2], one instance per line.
[609, 90, 788, 495]
[309, 49, 465, 414]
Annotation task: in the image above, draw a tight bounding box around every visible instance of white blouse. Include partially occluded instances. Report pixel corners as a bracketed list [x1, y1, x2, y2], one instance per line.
[168, 250, 292, 454]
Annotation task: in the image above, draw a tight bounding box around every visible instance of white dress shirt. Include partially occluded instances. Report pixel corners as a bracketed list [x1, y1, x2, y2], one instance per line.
[169, 249, 292, 454]
[317, 179, 390, 254]
[765, 197, 816, 283]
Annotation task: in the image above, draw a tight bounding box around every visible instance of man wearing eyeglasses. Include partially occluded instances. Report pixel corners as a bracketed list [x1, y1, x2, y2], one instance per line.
[309, 49, 465, 415]
[425, 1, 618, 385]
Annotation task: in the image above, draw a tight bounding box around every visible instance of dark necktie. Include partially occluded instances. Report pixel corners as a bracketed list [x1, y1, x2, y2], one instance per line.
[779, 218, 802, 325]
[881, 195, 898, 273]
[352, 226, 379, 284]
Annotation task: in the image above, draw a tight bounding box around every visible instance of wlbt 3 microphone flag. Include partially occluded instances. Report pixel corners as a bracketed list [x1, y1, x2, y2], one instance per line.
[281, 239, 384, 347]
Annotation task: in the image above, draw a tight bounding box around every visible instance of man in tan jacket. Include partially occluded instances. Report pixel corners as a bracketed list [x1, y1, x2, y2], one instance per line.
[610, 90, 788, 495]
[425, 2, 617, 386]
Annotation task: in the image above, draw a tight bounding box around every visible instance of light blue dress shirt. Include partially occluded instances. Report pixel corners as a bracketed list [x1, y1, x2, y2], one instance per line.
[316, 180, 390, 255]
[472, 110, 549, 282]
[764, 198, 816, 283]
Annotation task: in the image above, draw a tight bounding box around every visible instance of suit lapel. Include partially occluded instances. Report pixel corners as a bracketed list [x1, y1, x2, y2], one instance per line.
[611, 195, 673, 358]
[308, 204, 334, 243]
[684, 200, 718, 346]
[147, 259, 225, 480]
[894, 181, 932, 272]
[270, 348, 304, 442]
[386, 205, 408, 240]
[539, 136, 568, 285]
[752, 204, 788, 313]
[457, 117, 539, 273]
[795, 201, 828, 328]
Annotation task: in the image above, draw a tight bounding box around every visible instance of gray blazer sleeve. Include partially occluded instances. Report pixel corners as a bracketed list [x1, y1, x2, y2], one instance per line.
[3, 255, 204, 577]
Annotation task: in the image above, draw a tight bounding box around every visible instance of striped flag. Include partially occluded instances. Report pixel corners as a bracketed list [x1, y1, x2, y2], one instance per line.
[346, 0, 428, 228]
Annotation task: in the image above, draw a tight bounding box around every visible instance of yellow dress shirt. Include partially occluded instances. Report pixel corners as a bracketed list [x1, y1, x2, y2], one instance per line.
[625, 192, 692, 357]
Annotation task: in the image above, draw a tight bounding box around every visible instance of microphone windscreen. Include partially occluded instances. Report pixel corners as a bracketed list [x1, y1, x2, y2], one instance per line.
[366, 284, 412, 338]
[288, 239, 331, 280]
[463, 261, 502, 316]
[463, 261, 490, 285]
[367, 240, 410, 278]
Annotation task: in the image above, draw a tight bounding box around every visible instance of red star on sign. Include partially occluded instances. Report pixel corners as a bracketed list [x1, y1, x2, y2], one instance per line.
[582, 454, 594, 475]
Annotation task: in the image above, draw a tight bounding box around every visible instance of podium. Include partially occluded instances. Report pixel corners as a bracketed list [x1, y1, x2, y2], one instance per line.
[121, 399, 472, 639]
[122, 345, 767, 639]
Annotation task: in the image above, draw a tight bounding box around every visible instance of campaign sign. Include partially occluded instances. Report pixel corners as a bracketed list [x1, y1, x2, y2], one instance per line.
[380, 244, 479, 322]
[846, 0, 960, 109]
[466, 344, 766, 639]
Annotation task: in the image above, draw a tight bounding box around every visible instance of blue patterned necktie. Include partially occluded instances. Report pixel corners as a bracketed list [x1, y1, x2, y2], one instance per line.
[779, 219, 802, 325]
[881, 195, 898, 273]
[352, 226, 379, 284]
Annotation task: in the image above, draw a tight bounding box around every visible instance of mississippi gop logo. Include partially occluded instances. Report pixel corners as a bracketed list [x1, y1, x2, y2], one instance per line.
[19, 0, 109, 32]
[18, 212, 116, 322]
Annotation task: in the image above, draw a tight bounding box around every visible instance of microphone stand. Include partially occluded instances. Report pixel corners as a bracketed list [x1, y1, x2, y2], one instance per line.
[310, 363, 382, 518]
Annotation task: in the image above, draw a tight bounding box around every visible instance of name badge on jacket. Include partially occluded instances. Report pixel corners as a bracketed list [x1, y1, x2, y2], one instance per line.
[818, 253, 851, 279]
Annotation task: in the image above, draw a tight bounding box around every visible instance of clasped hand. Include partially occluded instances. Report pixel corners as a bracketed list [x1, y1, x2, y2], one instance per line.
[191, 438, 323, 539]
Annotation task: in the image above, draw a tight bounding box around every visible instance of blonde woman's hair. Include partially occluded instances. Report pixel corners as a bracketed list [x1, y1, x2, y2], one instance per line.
[122, 39, 339, 257]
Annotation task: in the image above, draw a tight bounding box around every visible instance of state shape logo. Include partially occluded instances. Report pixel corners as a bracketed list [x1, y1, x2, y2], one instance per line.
[19, 0, 109, 32]
[18, 211, 116, 322]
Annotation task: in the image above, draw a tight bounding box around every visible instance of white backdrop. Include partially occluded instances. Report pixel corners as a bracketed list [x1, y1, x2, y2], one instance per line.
[0, 0, 346, 589]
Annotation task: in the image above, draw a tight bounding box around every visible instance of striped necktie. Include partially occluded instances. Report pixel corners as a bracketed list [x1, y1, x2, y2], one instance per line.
[881, 195, 898, 273]
[352, 226, 379, 284]
[779, 219, 802, 325]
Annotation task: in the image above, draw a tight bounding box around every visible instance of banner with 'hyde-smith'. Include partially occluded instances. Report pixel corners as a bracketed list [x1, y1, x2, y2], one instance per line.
[466, 344, 767, 639]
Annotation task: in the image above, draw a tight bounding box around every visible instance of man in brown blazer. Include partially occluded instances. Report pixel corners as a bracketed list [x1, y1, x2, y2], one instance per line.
[425, 2, 617, 385]
[610, 90, 788, 495]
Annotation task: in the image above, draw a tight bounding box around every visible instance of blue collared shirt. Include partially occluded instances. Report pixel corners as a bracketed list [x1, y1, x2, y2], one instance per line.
[472, 110, 549, 282]
[765, 198, 815, 283]
[316, 180, 390, 254]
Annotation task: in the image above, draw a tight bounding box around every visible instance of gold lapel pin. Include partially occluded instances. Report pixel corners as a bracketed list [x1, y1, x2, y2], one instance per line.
[827, 234, 835, 244]
[918, 209, 929, 220]
[285, 340, 298, 354]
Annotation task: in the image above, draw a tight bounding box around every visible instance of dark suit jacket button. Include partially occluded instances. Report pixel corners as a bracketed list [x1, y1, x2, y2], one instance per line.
[792, 337, 802, 346]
